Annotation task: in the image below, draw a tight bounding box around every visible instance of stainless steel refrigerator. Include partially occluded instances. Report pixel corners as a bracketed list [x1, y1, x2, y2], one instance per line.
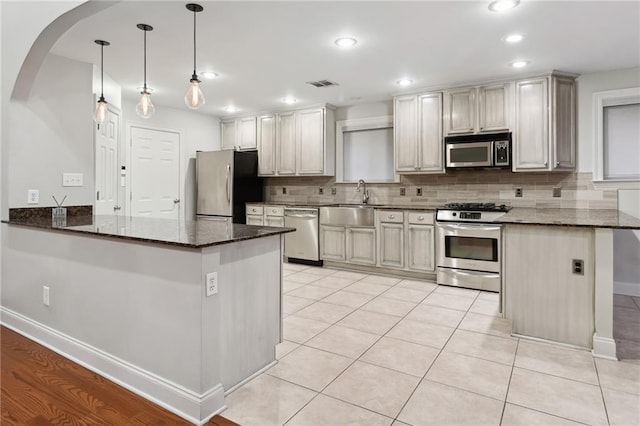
[196, 150, 263, 224]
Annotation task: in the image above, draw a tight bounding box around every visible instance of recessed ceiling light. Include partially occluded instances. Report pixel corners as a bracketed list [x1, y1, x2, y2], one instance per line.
[202, 72, 219, 79]
[223, 106, 238, 113]
[396, 79, 414, 87]
[282, 97, 297, 104]
[335, 37, 357, 48]
[488, 0, 520, 12]
[510, 60, 530, 68]
[504, 33, 524, 43]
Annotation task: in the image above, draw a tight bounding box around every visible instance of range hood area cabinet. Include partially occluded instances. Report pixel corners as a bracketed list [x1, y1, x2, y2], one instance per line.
[443, 82, 511, 136]
[221, 116, 258, 150]
[394, 92, 445, 174]
[257, 105, 336, 177]
[513, 74, 576, 172]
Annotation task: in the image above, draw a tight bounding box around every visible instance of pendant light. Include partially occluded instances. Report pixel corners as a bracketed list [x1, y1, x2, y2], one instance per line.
[184, 3, 205, 109]
[94, 40, 110, 124]
[136, 24, 155, 119]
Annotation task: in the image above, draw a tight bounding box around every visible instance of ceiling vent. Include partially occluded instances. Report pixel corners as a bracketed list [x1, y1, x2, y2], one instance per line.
[306, 79, 339, 88]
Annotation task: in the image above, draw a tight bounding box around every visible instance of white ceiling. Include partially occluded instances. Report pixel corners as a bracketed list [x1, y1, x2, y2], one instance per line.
[50, 1, 640, 118]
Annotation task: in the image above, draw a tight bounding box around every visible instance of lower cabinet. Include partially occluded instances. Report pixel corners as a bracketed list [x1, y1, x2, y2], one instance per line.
[378, 222, 405, 268]
[347, 228, 376, 265]
[246, 215, 264, 226]
[246, 204, 264, 225]
[245, 204, 284, 226]
[320, 225, 347, 261]
[376, 210, 435, 273]
[406, 223, 435, 272]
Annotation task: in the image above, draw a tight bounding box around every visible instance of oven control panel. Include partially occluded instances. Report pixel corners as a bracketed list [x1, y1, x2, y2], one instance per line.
[459, 212, 481, 220]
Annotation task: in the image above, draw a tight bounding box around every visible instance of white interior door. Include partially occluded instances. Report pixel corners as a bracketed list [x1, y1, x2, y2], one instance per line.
[130, 126, 180, 219]
[95, 108, 120, 215]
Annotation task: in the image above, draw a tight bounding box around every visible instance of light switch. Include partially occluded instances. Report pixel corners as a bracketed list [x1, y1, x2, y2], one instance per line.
[63, 173, 83, 187]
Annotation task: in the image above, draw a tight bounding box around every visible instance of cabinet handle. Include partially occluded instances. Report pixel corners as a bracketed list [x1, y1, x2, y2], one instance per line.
[272, 209, 277, 213]
[389, 215, 395, 219]
[418, 216, 424, 221]
[252, 208, 257, 212]
[556, 161, 560, 166]
[544, 161, 548, 166]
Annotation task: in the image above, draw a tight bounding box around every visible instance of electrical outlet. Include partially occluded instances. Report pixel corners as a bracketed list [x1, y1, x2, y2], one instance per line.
[62, 173, 83, 187]
[400, 188, 406, 196]
[319, 187, 324, 195]
[331, 187, 337, 195]
[43, 286, 50, 306]
[27, 189, 39, 204]
[416, 187, 423, 196]
[572, 259, 584, 275]
[553, 187, 562, 198]
[205, 272, 218, 296]
[515, 187, 523, 198]
[282, 187, 287, 195]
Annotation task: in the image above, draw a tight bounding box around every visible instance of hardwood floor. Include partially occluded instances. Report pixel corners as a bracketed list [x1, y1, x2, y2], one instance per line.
[0, 326, 238, 425]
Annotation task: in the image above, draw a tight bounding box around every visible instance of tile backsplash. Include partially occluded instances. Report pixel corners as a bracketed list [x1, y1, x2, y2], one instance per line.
[265, 171, 617, 210]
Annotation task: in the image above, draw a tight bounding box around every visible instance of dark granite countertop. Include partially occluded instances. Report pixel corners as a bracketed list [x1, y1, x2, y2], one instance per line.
[497, 208, 640, 229]
[247, 202, 436, 211]
[3, 215, 295, 249]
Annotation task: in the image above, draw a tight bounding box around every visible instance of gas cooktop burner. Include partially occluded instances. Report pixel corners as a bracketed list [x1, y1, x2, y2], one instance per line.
[443, 202, 511, 212]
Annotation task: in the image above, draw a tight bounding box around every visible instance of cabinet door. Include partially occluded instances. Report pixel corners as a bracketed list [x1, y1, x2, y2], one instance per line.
[514, 77, 549, 171]
[444, 88, 475, 135]
[277, 112, 296, 175]
[258, 115, 276, 175]
[418, 93, 444, 172]
[238, 116, 257, 150]
[265, 216, 284, 227]
[478, 83, 510, 133]
[406, 224, 435, 272]
[377, 222, 404, 268]
[551, 77, 576, 170]
[394, 95, 419, 172]
[320, 225, 346, 261]
[297, 108, 325, 175]
[246, 215, 264, 226]
[347, 228, 376, 265]
[221, 120, 237, 150]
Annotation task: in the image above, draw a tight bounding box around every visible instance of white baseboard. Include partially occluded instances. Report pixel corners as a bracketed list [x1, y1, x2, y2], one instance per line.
[0, 307, 225, 425]
[592, 333, 618, 360]
[614, 281, 640, 297]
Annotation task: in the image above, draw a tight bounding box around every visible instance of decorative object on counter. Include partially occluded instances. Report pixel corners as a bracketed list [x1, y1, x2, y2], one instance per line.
[52, 195, 67, 227]
[184, 3, 205, 110]
[93, 40, 110, 124]
[135, 24, 155, 119]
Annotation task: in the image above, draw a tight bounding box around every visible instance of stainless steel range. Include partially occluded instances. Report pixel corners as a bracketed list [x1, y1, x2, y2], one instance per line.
[436, 203, 511, 292]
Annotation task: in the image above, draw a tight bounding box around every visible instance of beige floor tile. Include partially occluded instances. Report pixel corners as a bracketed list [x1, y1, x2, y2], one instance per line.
[276, 340, 299, 359]
[387, 318, 455, 349]
[283, 315, 331, 343]
[323, 361, 420, 418]
[286, 271, 323, 284]
[617, 338, 640, 363]
[223, 374, 316, 426]
[338, 309, 401, 335]
[303, 266, 339, 277]
[282, 280, 305, 293]
[443, 329, 517, 365]
[426, 351, 512, 400]
[391, 421, 411, 426]
[501, 403, 583, 425]
[287, 394, 393, 426]
[613, 294, 638, 309]
[602, 387, 640, 426]
[478, 291, 500, 302]
[468, 297, 501, 317]
[287, 284, 337, 300]
[380, 286, 431, 303]
[613, 307, 640, 342]
[294, 301, 354, 324]
[459, 312, 513, 337]
[360, 336, 440, 377]
[321, 290, 376, 308]
[283, 269, 296, 277]
[283, 295, 315, 314]
[359, 274, 402, 286]
[396, 279, 438, 292]
[515, 340, 598, 385]
[422, 292, 475, 311]
[332, 270, 369, 280]
[507, 367, 608, 426]
[433, 285, 480, 298]
[305, 325, 380, 358]
[283, 262, 310, 272]
[398, 380, 503, 426]
[267, 345, 352, 391]
[344, 281, 391, 296]
[361, 297, 417, 317]
[311, 275, 359, 290]
[405, 304, 466, 328]
[595, 357, 640, 395]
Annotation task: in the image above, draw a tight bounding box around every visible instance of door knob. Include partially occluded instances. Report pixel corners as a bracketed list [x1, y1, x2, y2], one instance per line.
[174, 199, 180, 204]
[113, 205, 121, 211]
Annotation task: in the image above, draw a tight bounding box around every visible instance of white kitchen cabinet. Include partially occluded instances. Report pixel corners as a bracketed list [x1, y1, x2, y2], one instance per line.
[221, 120, 237, 150]
[246, 204, 264, 225]
[406, 223, 435, 272]
[444, 88, 475, 135]
[277, 112, 297, 175]
[513, 74, 576, 172]
[478, 83, 510, 133]
[221, 116, 257, 150]
[377, 211, 405, 269]
[257, 115, 276, 175]
[444, 83, 510, 136]
[264, 205, 285, 227]
[347, 228, 376, 265]
[394, 92, 444, 174]
[320, 225, 346, 261]
[297, 108, 325, 175]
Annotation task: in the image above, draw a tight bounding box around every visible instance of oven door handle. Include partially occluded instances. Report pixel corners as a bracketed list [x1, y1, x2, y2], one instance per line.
[437, 223, 502, 232]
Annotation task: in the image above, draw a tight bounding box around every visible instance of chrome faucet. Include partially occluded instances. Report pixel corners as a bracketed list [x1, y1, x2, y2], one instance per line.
[355, 179, 370, 204]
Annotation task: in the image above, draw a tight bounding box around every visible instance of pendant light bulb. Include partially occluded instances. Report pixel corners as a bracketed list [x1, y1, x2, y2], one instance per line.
[185, 4, 205, 110]
[94, 97, 108, 124]
[94, 40, 110, 125]
[136, 90, 155, 118]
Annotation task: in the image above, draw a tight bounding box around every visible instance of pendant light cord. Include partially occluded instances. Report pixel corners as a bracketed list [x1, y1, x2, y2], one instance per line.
[192, 9, 197, 77]
[143, 29, 147, 91]
[100, 44, 105, 99]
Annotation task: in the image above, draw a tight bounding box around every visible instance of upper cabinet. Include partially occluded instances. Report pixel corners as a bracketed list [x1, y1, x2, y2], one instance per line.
[394, 92, 444, 174]
[513, 74, 576, 172]
[221, 116, 257, 151]
[257, 115, 276, 175]
[443, 82, 510, 136]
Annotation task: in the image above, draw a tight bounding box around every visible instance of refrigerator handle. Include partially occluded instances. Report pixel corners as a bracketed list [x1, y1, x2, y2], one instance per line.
[226, 163, 231, 204]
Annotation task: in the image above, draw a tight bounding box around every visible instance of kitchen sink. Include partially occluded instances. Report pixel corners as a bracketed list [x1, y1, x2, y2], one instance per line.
[320, 206, 375, 227]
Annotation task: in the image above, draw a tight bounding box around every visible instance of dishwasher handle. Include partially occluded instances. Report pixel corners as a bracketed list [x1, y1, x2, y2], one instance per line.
[284, 208, 319, 217]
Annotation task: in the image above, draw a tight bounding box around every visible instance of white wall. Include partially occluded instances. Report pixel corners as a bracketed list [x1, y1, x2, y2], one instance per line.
[335, 100, 392, 121]
[121, 97, 220, 220]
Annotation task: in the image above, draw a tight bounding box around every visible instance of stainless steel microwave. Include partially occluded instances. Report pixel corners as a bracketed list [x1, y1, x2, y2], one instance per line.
[445, 132, 511, 169]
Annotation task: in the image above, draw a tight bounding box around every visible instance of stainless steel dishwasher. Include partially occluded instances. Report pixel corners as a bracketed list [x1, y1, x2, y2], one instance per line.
[284, 207, 321, 265]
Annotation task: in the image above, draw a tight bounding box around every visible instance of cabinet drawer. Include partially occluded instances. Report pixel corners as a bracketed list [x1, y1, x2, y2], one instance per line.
[265, 206, 284, 217]
[377, 210, 404, 223]
[246, 205, 264, 215]
[408, 212, 434, 225]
